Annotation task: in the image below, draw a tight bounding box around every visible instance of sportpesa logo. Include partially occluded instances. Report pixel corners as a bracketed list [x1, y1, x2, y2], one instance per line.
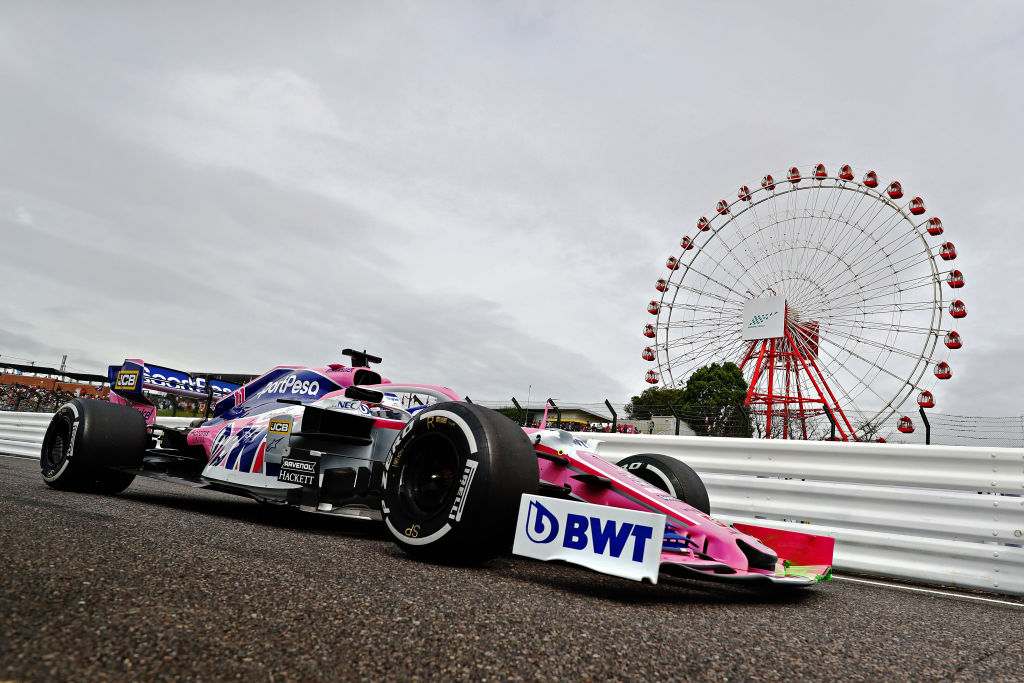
[253, 373, 323, 399]
[747, 311, 779, 329]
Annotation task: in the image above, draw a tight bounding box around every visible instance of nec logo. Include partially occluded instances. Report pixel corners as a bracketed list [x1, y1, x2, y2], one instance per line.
[523, 499, 655, 563]
[115, 370, 140, 390]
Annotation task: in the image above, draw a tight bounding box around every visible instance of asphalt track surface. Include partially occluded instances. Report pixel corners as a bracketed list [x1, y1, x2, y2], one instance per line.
[3, 455, 1023, 682]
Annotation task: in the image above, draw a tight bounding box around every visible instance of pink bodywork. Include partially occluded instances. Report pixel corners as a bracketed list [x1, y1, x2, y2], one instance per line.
[183, 364, 462, 461]
[528, 436, 833, 581]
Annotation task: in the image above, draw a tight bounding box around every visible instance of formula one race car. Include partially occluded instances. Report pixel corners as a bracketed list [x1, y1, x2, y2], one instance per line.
[39, 351, 833, 587]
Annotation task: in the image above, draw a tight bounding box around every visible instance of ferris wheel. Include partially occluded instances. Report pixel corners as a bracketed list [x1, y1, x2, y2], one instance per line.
[643, 164, 966, 440]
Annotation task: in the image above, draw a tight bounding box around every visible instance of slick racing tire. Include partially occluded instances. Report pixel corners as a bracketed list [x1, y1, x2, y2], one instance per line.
[617, 453, 710, 515]
[40, 399, 147, 493]
[382, 402, 539, 564]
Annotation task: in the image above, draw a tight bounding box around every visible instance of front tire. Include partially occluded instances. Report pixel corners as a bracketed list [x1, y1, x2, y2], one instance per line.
[617, 453, 711, 515]
[381, 402, 539, 564]
[40, 399, 147, 493]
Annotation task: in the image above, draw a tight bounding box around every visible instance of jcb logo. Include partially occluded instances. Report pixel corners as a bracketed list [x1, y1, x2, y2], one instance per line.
[268, 420, 291, 434]
[115, 371, 139, 390]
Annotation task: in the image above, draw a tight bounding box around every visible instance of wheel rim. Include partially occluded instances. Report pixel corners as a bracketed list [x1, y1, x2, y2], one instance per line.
[398, 433, 461, 518]
[42, 416, 71, 473]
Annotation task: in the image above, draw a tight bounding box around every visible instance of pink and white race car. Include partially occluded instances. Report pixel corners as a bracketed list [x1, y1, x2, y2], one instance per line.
[40, 350, 832, 588]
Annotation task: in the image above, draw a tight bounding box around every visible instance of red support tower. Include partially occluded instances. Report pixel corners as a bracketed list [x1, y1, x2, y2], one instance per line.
[740, 302, 857, 440]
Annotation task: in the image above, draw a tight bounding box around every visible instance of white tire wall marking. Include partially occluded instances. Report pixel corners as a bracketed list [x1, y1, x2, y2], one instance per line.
[643, 465, 676, 498]
[385, 518, 453, 545]
[42, 403, 79, 482]
[421, 410, 478, 454]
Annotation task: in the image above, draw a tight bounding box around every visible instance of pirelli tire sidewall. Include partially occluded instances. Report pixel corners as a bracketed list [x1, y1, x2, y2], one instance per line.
[40, 398, 147, 491]
[382, 402, 538, 564]
[616, 452, 711, 515]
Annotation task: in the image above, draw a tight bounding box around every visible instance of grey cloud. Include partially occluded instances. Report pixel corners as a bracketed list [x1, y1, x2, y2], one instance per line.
[0, 1, 1022, 416]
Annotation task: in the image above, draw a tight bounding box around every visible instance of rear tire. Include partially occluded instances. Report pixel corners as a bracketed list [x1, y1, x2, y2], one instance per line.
[381, 402, 539, 564]
[617, 453, 710, 515]
[40, 399, 147, 493]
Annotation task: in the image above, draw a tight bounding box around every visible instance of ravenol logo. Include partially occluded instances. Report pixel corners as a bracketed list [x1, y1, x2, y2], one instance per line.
[115, 370, 140, 391]
[747, 311, 779, 329]
[523, 499, 655, 562]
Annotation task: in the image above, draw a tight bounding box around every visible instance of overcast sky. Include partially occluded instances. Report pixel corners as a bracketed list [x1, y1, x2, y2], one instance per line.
[1, 2, 1021, 418]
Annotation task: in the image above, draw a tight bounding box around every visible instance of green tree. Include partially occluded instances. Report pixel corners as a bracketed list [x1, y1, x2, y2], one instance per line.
[679, 362, 747, 406]
[679, 362, 751, 437]
[494, 406, 525, 425]
[627, 362, 751, 437]
[624, 386, 686, 420]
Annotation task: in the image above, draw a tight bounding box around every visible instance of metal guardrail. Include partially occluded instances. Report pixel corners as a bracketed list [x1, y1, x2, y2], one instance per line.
[583, 432, 1024, 596]
[0, 411, 195, 458]
[2, 411, 1021, 595]
[584, 432, 1024, 494]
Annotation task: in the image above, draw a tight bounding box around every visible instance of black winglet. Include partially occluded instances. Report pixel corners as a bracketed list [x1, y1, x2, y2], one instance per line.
[342, 349, 382, 368]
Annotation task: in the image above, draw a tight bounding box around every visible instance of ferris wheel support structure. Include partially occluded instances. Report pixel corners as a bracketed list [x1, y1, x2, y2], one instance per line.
[740, 321, 857, 441]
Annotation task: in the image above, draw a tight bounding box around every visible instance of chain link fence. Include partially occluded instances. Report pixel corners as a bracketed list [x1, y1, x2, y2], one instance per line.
[4, 375, 1022, 446]
[477, 398, 1024, 447]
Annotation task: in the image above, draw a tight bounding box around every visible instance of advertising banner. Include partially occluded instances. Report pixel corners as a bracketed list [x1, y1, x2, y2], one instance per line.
[512, 495, 666, 583]
[742, 296, 786, 340]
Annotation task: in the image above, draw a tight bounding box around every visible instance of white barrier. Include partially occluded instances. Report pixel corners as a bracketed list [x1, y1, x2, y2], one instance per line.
[583, 432, 1024, 596]
[585, 432, 1023, 494]
[3, 411, 1021, 595]
[0, 411, 195, 458]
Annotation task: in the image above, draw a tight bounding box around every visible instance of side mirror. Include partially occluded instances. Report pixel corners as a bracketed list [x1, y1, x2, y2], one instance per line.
[345, 385, 385, 403]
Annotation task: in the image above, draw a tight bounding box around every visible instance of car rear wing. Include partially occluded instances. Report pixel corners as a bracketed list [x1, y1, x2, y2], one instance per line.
[107, 359, 243, 424]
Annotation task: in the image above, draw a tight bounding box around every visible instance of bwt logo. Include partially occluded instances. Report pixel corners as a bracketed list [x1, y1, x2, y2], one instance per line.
[747, 311, 779, 328]
[524, 500, 655, 563]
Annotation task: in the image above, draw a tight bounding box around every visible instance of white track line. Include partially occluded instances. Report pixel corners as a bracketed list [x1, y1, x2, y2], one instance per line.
[835, 575, 1024, 607]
